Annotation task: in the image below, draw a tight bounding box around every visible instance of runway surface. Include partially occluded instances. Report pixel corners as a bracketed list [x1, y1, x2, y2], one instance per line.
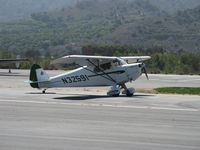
[0, 69, 200, 150]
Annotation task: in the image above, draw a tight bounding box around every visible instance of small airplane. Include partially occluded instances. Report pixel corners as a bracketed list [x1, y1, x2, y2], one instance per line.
[0, 57, 29, 73]
[28, 55, 151, 97]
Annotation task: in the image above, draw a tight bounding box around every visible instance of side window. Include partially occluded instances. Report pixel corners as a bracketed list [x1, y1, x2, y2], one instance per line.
[100, 62, 111, 70]
[94, 66, 101, 72]
[93, 62, 111, 72]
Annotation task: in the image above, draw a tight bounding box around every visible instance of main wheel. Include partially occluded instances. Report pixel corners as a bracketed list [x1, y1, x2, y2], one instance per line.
[107, 87, 120, 97]
[112, 94, 120, 97]
[126, 89, 134, 97]
[126, 92, 133, 97]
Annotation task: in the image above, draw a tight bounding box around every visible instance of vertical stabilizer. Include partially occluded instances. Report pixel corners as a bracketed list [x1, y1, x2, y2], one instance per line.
[29, 64, 49, 88]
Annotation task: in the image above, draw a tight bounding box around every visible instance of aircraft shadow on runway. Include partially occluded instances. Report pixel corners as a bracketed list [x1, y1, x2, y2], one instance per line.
[26, 92, 57, 94]
[25, 91, 154, 100]
[53, 94, 154, 101]
[54, 95, 108, 100]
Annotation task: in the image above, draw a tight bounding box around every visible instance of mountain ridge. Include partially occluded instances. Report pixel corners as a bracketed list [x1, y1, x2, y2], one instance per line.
[0, 0, 200, 56]
[0, 0, 75, 21]
[1, 0, 200, 22]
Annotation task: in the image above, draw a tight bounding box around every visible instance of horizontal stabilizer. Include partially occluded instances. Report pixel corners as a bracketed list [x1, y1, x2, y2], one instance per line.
[25, 80, 50, 84]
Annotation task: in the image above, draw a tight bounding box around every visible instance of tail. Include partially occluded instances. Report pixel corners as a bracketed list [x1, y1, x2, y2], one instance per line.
[29, 64, 49, 88]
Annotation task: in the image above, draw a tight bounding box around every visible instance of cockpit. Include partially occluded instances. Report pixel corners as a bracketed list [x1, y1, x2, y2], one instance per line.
[94, 62, 111, 72]
[91, 58, 127, 72]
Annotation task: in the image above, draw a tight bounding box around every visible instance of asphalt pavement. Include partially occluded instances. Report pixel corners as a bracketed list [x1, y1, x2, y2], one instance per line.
[0, 69, 199, 150]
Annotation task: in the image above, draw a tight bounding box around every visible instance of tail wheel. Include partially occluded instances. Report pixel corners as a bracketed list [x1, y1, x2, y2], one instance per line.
[42, 89, 47, 94]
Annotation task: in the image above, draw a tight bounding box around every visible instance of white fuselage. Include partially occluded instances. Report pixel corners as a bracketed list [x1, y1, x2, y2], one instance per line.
[38, 63, 143, 89]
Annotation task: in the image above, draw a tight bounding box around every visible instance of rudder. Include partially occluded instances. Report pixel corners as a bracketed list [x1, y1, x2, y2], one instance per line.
[29, 64, 49, 88]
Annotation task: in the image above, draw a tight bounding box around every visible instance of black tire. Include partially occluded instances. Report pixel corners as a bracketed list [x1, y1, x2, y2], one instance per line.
[126, 93, 133, 97]
[112, 94, 120, 97]
[126, 90, 133, 97]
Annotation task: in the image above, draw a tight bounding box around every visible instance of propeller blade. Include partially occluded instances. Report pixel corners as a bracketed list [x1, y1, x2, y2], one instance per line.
[142, 67, 149, 80]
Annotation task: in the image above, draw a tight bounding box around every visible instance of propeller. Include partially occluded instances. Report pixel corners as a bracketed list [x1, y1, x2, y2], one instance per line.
[141, 65, 149, 80]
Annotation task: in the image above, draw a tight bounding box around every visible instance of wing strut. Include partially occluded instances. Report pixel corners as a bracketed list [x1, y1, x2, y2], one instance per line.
[76, 64, 116, 83]
[86, 59, 117, 83]
[75, 60, 117, 84]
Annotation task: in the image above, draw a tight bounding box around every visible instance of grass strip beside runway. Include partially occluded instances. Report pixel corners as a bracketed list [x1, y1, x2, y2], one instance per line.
[154, 87, 200, 95]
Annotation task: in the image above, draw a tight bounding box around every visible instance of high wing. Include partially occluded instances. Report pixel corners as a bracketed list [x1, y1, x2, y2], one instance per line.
[120, 56, 151, 63]
[51, 55, 127, 67]
[52, 55, 151, 67]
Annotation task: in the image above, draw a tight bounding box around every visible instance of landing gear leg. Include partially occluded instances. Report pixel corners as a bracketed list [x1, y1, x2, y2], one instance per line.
[42, 89, 47, 94]
[121, 84, 134, 97]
